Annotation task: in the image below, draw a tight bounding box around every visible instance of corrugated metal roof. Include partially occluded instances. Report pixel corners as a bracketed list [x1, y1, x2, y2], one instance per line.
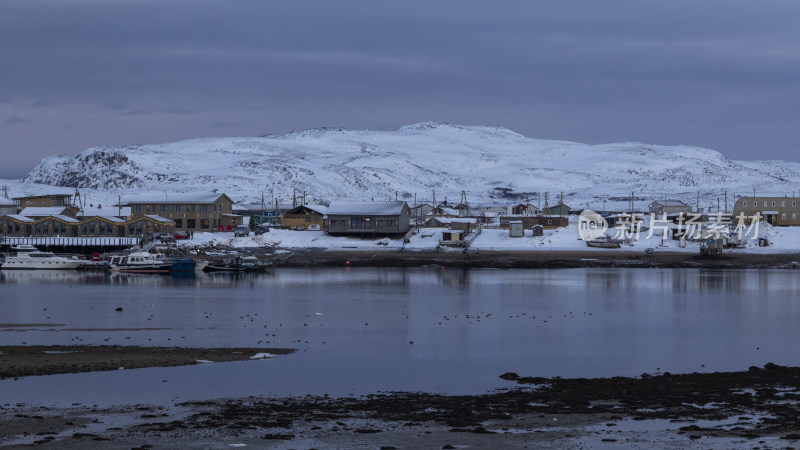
[327, 201, 407, 216]
[50, 215, 79, 223]
[19, 207, 71, 216]
[6, 214, 34, 222]
[305, 204, 328, 215]
[128, 193, 229, 204]
[144, 215, 175, 223]
[650, 200, 687, 207]
[89, 215, 126, 223]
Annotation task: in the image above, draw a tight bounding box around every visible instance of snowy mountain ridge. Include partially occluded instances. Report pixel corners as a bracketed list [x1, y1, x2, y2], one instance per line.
[21, 122, 800, 210]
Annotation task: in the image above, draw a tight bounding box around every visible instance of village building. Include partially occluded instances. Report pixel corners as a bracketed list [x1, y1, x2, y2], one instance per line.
[541, 202, 571, 216]
[509, 220, 524, 237]
[0, 198, 19, 216]
[0, 213, 173, 238]
[125, 193, 238, 232]
[410, 203, 435, 223]
[648, 200, 692, 216]
[281, 204, 328, 230]
[12, 193, 74, 209]
[425, 216, 478, 233]
[511, 203, 539, 215]
[499, 215, 568, 229]
[733, 196, 800, 226]
[234, 203, 295, 226]
[326, 201, 411, 236]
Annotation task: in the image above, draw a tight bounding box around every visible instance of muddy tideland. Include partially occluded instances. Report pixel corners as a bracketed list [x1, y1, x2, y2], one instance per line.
[0, 345, 295, 379]
[3, 362, 800, 448]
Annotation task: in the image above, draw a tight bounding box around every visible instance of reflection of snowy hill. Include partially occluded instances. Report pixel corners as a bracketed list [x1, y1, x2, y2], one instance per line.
[20, 122, 800, 209]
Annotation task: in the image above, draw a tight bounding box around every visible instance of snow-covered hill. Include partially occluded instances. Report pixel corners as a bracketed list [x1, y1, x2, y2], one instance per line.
[20, 122, 800, 210]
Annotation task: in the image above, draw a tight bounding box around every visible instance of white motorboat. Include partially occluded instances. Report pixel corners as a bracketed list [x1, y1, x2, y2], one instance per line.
[1, 245, 84, 270]
[107, 251, 173, 274]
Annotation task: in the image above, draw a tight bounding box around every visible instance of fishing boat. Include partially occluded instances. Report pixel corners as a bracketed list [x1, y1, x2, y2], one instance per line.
[107, 251, 173, 274]
[1, 245, 84, 270]
[586, 236, 621, 249]
[168, 258, 197, 272]
[203, 254, 268, 273]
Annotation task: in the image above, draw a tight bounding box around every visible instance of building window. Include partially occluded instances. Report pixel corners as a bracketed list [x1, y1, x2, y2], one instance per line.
[764, 201, 768, 207]
[793, 214, 797, 220]
[377, 220, 384, 226]
[743, 201, 747, 207]
[782, 214, 787, 219]
[174, 204, 181, 212]
[772, 201, 776, 207]
[187, 219, 196, 229]
[175, 219, 182, 228]
[387, 220, 395, 227]
[201, 219, 209, 229]
[89, 221, 96, 236]
[794, 201, 798, 207]
[161, 205, 169, 212]
[782, 201, 786, 207]
[200, 205, 209, 213]
[192, 205, 197, 213]
[133, 205, 142, 213]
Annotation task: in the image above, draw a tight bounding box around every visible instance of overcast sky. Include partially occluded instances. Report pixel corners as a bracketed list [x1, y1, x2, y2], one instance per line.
[1, 0, 799, 178]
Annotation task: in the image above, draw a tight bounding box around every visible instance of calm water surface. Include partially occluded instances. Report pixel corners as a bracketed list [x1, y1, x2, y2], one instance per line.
[0, 267, 798, 406]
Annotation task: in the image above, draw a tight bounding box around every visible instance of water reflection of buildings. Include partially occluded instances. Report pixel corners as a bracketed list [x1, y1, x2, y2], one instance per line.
[0, 269, 107, 285]
[437, 267, 470, 286]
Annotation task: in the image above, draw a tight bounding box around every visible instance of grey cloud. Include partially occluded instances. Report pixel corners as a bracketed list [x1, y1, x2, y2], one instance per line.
[1, 0, 800, 178]
[4, 116, 28, 125]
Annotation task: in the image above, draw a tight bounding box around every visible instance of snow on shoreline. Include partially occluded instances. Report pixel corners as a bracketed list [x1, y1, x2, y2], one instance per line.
[178, 221, 800, 255]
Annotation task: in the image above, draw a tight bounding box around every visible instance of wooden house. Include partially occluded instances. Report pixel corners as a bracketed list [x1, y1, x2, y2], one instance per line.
[326, 201, 411, 237]
[648, 200, 692, 216]
[281, 204, 328, 230]
[542, 202, 571, 216]
[733, 196, 800, 226]
[12, 193, 74, 209]
[125, 193, 238, 232]
[0, 198, 17, 216]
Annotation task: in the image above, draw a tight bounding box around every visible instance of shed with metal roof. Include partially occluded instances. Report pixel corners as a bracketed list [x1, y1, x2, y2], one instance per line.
[326, 201, 410, 236]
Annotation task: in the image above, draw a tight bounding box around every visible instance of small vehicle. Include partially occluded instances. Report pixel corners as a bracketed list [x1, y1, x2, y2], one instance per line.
[159, 233, 176, 243]
[254, 224, 271, 235]
[173, 231, 190, 240]
[307, 224, 321, 231]
[234, 225, 250, 237]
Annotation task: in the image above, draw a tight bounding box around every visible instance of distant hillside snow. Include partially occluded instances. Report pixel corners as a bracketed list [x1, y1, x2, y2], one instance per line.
[22, 122, 800, 209]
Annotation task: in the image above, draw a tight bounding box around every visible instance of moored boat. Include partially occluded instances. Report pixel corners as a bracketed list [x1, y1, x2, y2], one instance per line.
[1, 245, 84, 270]
[586, 236, 621, 249]
[203, 254, 268, 273]
[107, 251, 173, 274]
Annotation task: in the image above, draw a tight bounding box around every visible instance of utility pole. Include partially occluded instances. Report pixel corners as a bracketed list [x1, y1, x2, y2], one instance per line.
[725, 191, 728, 214]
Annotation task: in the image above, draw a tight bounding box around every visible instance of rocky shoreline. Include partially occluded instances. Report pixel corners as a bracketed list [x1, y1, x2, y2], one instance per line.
[2, 363, 800, 448]
[250, 248, 800, 270]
